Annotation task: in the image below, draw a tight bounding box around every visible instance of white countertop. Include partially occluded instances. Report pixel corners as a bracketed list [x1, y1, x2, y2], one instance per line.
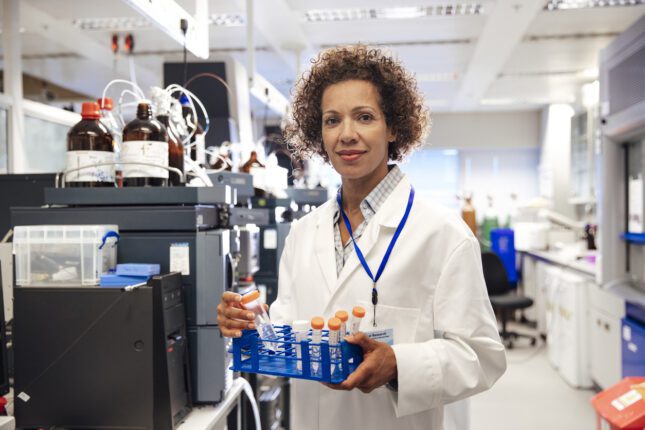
[177, 378, 246, 430]
[520, 249, 597, 278]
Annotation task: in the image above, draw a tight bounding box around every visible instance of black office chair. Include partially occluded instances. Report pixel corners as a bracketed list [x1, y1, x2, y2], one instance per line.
[481, 251, 537, 349]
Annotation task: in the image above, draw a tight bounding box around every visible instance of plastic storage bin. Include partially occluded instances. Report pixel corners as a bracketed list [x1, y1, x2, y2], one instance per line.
[230, 325, 363, 384]
[13, 225, 119, 286]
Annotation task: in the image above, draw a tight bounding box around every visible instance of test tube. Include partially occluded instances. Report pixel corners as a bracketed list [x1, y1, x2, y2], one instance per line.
[292, 320, 309, 372]
[335, 310, 349, 336]
[241, 290, 278, 351]
[327, 317, 341, 376]
[349, 306, 365, 335]
[310, 316, 324, 375]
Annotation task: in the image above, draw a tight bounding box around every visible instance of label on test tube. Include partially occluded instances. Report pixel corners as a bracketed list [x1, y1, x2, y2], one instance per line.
[335, 310, 349, 336]
[349, 306, 365, 335]
[328, 317, 341, 376]
[310, 316, 324, 375]
[293, 320, 309, 372]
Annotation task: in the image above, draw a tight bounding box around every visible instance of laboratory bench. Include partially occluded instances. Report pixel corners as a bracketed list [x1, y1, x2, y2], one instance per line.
[177, 378, 247, 430]
[518, 249, 630, 391]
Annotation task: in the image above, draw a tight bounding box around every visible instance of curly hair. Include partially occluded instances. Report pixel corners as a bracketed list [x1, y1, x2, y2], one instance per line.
[284, 44, 430, 162]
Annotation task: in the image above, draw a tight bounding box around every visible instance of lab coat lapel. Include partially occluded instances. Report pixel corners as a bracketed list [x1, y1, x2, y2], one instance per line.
[332, 178, 412, 295]
[313, 202, 338, 295]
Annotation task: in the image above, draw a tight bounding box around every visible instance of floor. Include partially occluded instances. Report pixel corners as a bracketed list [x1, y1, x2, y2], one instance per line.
[470, 325, 597, 430]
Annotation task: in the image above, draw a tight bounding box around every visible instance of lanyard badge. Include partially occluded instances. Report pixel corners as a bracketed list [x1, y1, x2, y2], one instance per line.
[337, 186, 415, 326]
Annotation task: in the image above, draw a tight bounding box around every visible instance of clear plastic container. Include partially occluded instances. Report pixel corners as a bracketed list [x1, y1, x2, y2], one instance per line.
[292, 320, 309, 371]
[13, 225, 119, 287]
[241, 290, 278, 351]
[350, 306, 365, 335]
[310, 316, 324, 374]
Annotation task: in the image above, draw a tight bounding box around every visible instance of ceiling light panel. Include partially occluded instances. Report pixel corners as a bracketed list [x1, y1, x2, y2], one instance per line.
[544, 0, 645, 10]
[73, 13, 244, 31]
[304, 3, 484, 22]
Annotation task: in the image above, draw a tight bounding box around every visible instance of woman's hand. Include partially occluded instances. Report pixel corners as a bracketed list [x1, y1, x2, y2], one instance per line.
[216, 291, 264, 338]
[325, 332, 397, 393]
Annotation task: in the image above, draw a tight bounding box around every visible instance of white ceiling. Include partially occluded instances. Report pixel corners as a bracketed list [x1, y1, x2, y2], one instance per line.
[1, 0, 644, 113]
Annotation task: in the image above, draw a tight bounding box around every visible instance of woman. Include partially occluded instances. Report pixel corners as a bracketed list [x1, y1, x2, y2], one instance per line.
[217, 45, 506, 429]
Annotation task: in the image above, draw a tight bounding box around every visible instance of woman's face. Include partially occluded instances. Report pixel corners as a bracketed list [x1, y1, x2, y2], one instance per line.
[321, 79, 395, 183]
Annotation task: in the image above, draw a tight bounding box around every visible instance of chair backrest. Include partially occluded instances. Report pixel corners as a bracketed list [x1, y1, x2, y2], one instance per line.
[481, 251, 512, 296]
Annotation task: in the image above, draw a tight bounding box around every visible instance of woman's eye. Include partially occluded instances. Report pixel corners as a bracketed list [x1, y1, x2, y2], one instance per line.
[358, 113, 373, 122]
[324, 117, 339, 126]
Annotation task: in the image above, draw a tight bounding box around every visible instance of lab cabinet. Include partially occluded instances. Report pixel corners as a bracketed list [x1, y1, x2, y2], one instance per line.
[622, 317, 645, 377]
[589, 283, 625, 389]
[543, 267, 592, 388]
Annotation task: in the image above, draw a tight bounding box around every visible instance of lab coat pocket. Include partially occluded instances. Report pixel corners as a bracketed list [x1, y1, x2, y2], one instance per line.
[357, 300, 421, 344]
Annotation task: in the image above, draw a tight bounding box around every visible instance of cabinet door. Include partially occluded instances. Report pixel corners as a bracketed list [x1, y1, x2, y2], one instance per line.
[590, 308, 623, 389]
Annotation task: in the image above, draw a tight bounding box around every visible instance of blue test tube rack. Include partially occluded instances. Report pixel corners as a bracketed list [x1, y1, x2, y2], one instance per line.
[230, 325, 364, 383]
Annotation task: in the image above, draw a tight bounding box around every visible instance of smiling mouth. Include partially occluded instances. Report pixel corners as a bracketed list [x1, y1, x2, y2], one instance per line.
[337, 150, 366, 162]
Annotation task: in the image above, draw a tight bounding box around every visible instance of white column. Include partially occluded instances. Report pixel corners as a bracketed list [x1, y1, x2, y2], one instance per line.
[2, 0, 25, 173]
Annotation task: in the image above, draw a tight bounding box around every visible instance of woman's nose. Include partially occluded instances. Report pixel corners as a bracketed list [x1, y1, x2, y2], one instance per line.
[339, 120, 358, 143]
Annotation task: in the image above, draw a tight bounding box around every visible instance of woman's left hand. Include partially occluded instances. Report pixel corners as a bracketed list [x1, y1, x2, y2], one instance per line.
[325, 332, 397, 393]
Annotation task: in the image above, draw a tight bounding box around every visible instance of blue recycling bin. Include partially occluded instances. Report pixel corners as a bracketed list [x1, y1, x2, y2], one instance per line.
[490, 228, 517, 285]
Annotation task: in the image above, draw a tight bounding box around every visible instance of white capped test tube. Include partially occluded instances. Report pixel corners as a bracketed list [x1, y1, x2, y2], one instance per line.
[349, 306, 366, 335]
[327, 317, 341, 376]
[241, 290, 278, 351]
[292, 320, 309, 372]
[335, 310, 349, 336]
[310, 316, 324, 374]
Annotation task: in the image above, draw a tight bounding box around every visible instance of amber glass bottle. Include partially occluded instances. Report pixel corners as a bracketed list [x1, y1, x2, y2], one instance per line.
[122, 101, 168, 187]
[240, 151, 264, 173]
[66, 102, 115, 187]
[156, 114, 185, 186]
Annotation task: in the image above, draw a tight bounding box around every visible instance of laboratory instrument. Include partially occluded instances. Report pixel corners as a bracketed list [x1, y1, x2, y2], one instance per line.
[14, 273, 191, 429]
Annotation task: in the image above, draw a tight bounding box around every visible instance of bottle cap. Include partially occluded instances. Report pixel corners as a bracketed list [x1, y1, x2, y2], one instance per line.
[97, 98, 113, 111]
[327, 317, 341, 331]
[241, 290, 260, 304]
[352, 306, 366, 318]
[81, 102, 100, 119]
[292, 320, 309, 331]
[335, 310, 349, 322]
[311, 316, 324, 330]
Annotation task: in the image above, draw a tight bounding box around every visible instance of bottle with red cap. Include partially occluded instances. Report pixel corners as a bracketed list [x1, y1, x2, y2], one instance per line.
[65, 101, 115, 187]
[121, 100, 169, 187]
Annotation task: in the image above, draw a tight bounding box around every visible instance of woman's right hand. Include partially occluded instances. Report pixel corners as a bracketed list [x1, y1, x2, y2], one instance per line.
[217, 292, 257, 338]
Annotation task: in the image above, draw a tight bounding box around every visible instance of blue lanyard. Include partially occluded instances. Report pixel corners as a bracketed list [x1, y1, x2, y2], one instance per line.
[337, 186, 415, 326]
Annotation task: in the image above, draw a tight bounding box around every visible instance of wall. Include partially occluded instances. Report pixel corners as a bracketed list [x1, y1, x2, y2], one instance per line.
[426, 111, 540, 149]
[538, 104, 576, 219]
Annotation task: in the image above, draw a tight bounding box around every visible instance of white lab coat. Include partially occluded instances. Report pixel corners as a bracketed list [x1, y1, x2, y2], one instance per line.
[270, 176, 506, 430]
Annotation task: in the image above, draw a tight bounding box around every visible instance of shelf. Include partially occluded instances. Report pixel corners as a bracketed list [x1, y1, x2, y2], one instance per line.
[621, 233, 645, 245]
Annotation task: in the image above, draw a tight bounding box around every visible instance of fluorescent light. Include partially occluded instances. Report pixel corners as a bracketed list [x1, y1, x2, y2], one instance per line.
[545, 0, 644, 10]
[208, 14, 245, 27]
[73, 13, 244, 31]
[442, 149, 459, 156]
[304, 3, 484, 22]
[376, 7, 427, 20]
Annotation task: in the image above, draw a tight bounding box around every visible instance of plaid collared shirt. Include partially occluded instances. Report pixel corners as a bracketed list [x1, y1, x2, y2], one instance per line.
[333, 165, 405, 276]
